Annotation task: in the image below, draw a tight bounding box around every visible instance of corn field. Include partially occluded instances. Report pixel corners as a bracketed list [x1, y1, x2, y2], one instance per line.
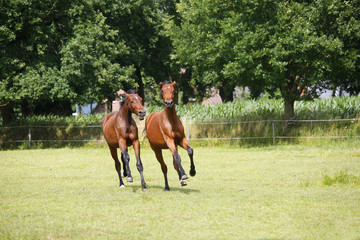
[1, 96, 360, 149]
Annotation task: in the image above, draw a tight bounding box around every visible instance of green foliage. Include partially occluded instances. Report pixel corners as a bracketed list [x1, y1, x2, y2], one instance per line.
[1, 0, 359, 126]
[169, 0, 360, 119]
[0, 0, 75, 103]
[0, 0, 175, 124]
[60, 11, 135, 105]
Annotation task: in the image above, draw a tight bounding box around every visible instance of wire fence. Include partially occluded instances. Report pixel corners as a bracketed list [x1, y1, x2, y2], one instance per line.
[1, 118, 359, 148]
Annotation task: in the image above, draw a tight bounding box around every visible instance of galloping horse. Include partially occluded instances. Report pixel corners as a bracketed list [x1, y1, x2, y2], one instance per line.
[145, 81, 196, 190]
[102, 90, 147, 190]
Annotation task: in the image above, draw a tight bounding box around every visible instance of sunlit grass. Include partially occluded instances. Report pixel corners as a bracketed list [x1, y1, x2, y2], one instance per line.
[1, 141, 360, 239]
[323, 171, 360, 186]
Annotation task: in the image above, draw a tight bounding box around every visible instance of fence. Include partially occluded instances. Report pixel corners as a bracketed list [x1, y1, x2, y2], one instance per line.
[1, 118, 359, 148]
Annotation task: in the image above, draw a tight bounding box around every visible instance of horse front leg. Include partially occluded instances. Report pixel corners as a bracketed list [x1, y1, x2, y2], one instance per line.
[153, 147, 170, 191]
[119, 140, 133, 183]
[133, 140, 147, 191]
[180, 138, 196, 177]
[120, 152, 127, 178]
[172, 155, 187, 186]
[166, 139, 187, 186]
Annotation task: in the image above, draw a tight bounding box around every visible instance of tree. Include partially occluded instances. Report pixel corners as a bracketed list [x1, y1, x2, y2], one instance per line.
[97, 0, 175, 104]
[315, 0, 360, 96]
[1, 0, 161, 124]
[0, 0, 76, 124]
[170, 0, 358, 121]
[60, 10, 135, 109]
[168, 0, 239, 102]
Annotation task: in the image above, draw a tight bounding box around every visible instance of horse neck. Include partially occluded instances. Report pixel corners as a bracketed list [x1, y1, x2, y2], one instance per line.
[119, 102, 132, 123]
[164, 105, 177, 121]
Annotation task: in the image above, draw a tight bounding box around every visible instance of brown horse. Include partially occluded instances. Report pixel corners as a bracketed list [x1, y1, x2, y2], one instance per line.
[102, 91, 147, 190]
[145, 81, 196, 190]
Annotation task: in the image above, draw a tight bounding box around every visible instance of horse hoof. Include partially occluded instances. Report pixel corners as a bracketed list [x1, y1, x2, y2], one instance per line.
[119, 184, 125, 188]
[142, 188, 148, 192]
[181, 174, 188, 180]
[180, 180, 187, 186]
[164, 187, 170, 191]
[190, 169, 196, 177]
[127, 177, 133, 182]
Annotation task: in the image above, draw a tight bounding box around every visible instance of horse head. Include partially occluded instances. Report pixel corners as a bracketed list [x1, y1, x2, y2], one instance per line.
[125, 92, 146, 120]
[160, 81, 176, 109]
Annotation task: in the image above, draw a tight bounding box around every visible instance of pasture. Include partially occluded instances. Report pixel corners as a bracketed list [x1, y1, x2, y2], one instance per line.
[1, 141, 360, 239]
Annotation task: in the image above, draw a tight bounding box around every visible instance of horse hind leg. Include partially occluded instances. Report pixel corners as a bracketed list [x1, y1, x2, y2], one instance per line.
[133, 140, 147, 191]
[154, 148, 170, 191]
[109, 146, 125, 187]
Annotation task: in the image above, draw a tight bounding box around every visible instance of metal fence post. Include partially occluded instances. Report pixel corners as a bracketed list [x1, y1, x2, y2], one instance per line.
[272, 122, 276, 145]
[28, 127, 31, 148]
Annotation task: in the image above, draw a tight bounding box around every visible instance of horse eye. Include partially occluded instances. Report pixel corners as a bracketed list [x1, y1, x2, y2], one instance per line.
[131, 101, 134, 103]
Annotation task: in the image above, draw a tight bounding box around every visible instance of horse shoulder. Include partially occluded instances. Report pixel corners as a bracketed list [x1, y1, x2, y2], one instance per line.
[146, 112, 161, 129]
[114, 113, 128, 137]
[128, 118, 139, 141]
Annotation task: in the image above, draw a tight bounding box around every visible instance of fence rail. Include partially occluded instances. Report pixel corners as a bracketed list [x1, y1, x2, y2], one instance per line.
[1, 118, 359, 148]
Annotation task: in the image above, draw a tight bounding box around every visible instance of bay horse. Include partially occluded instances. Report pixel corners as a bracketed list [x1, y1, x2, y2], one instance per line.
[102, 90, 147, 190]
[145, 81, 196, 190]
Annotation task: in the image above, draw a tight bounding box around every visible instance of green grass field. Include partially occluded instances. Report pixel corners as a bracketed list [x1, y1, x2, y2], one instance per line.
[1, 141, 360, 239]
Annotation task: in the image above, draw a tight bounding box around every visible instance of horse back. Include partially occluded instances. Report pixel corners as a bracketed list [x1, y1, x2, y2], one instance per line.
[102, 112, 116, 129]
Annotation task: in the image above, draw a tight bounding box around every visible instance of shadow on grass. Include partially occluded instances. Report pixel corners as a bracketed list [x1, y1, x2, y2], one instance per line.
[128, 184, 201, 194]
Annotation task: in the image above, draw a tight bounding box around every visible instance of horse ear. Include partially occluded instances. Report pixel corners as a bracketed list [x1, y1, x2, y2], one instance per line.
[124, 93, 130, 98]
[159, 82, 163, 90]
[172, 81, 176, 86]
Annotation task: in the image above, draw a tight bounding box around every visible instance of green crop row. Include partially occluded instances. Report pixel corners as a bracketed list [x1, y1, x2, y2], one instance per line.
[4, 96, 360, 127]
[147, 96, 360, 123]
[1, 96, 360, 149]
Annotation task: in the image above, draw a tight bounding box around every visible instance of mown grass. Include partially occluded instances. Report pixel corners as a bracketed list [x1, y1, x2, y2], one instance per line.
[1, 141, 360, 239]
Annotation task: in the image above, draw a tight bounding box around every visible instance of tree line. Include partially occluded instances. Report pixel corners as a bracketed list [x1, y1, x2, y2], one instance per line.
[1, 0, 359, 125]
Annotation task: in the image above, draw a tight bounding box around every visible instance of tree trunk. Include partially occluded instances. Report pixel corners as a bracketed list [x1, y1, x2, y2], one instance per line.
[135, 66, 145, 105]
[0, 103, 15, 126]
[283, 98, 295, 129]
[219, 79, 234, 102]
[21, 99, 32, 117]
[284, 98, 295, 120]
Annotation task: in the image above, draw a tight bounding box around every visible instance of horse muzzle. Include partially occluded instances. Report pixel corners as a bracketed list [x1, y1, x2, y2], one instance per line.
[165, 100, 174, 109]
[138, 110, 146, 120]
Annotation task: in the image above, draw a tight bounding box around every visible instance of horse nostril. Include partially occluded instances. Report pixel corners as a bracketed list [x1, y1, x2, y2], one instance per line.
[139, 110, 145, 116]
[166, 100, 173, 106]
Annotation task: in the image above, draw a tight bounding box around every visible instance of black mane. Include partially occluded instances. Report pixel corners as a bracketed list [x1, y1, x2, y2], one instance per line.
[120, 89, 137, 108]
